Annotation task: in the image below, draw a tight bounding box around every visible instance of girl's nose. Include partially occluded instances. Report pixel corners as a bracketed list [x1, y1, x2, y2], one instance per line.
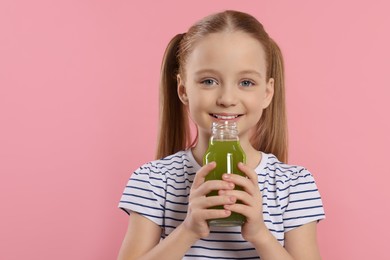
[216, 86, 238, 107]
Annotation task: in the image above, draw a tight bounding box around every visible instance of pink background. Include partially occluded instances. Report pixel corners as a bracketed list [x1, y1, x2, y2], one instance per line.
[1, 0, 389, 259]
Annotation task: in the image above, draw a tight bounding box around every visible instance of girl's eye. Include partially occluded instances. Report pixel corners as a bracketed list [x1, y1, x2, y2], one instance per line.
[240, 80, 255, 87]
[201, 79, 218, 86]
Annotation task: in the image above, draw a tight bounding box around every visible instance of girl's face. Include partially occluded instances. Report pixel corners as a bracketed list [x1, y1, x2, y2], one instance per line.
[178, 31, 274, 142]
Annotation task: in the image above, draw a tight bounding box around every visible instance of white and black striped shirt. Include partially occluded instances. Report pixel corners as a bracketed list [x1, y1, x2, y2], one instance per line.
[119, 149, 325, 259]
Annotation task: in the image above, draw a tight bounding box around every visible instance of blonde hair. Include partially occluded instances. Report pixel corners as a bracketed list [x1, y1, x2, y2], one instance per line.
[156, 10, 288, 162]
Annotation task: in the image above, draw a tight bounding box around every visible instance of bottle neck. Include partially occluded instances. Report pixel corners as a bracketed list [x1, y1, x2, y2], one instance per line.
[210, 121, 239, 141]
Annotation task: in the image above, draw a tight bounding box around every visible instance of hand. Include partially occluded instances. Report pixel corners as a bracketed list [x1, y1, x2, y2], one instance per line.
[182, 162, 237, 239]
[220, 162, 268, 243]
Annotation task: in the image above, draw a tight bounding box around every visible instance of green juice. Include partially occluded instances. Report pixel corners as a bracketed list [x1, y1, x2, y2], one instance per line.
[203, 139, 246, 226]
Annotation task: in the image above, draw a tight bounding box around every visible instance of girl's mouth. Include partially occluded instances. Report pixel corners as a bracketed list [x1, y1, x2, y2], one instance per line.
[210, 114, 243, 120]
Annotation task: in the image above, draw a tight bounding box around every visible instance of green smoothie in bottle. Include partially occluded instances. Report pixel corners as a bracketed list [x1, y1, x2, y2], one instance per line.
[203, 120, 246, 226]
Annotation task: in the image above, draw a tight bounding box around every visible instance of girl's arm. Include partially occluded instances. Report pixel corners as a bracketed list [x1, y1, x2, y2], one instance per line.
[249, 221, 321, 260]
[117, 212, 199, 260]
[284, 221, 322, 260]
[117, 162, 236, 260]
[117, 213, 161, 260]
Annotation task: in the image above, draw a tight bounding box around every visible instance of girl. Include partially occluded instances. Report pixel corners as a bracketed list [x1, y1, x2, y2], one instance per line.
[118, 10, 325, 260]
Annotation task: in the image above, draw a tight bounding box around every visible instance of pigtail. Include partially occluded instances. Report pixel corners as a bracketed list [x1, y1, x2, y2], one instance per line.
[252, 38, 288, 163]
[155, 33, 191, 159]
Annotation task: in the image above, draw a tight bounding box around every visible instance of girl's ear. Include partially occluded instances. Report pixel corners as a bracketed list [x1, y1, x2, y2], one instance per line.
[263, 78, 274, 109]
[177, 74, 188, 105]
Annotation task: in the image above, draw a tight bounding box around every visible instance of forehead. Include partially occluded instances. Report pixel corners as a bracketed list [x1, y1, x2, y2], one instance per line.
[185, 31, 267, 74]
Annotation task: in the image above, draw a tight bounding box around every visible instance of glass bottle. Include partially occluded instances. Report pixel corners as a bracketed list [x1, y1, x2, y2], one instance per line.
[203, 121, 246, 226]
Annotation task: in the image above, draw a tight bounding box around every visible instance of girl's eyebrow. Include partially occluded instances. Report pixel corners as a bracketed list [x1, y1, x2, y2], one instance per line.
[194, 69, 262, 78]
[238, 70, 263, 78]
[194, 68, 221, 76]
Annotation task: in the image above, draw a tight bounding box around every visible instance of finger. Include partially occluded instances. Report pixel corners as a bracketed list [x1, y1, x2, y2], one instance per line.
[194, 179, 235, 197]
[237, 162, 259, 186]
[222, 173, 256, 195]
[223, 202, 263, 221]
[223, 203, 249, 217]
[192, 208, 232, 221]
[202, 195, 237, 208]
[192, 162, 216, 190]
[198, 180, 235, 195]
[194, 194, 237, 209]
[219, 189, 255, 206]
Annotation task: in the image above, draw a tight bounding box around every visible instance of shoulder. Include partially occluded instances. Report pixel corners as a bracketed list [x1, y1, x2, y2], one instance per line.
[260, 153, 323, 207]
[261, 153, 315, 186]
[152, 150, 194, 169]
[261, 153, 325, 229]
[134, 150, 195, 178]
[121, 151, 193, 208]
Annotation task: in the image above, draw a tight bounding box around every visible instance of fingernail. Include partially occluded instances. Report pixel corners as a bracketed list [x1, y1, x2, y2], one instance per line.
[229, 183, 235, 188]
[223, 174, 230, 179]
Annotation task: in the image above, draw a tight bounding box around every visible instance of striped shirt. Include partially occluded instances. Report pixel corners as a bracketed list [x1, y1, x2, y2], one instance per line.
[119, 149, 325, 259]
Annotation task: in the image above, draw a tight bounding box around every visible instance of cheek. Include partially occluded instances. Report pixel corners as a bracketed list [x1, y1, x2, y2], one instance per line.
[186, 97, 205, 117]
[248, 95, 264, 110]
[187, 89, 213, 107]
[246, 96, 266, 121]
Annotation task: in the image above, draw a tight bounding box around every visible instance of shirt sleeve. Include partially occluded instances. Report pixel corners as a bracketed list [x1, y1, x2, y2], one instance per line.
[118, 162, 167, 227]
[280, 168, 325, 232]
